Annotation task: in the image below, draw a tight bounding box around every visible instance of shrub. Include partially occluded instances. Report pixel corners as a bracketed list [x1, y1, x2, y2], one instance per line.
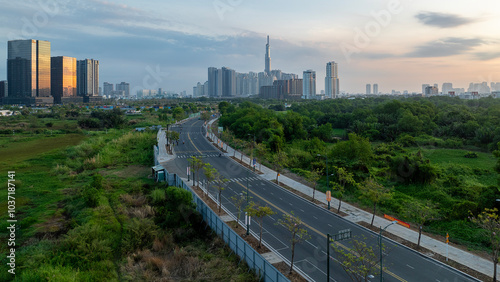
[464, 151, 478, 158]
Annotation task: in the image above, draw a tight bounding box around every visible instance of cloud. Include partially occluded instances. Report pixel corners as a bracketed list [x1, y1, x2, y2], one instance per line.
[475, 52, 500, 60]
[407, 37, 484, 57]
[415, 12, 475, 28]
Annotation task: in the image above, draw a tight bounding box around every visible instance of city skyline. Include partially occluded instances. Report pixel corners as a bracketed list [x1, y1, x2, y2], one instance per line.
[1, 1, 500, 94]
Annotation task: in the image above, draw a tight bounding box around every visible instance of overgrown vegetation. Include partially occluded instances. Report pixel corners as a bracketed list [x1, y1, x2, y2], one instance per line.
[217, 97, 500, 252]
[0, 103, 254, 281]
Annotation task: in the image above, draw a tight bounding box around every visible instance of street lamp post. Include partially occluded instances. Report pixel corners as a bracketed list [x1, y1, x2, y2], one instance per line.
[246, 169, 250, 235]
[380, 221, 397, 281]
[317, 154, 330, 210]
[248, 134, 256, 172]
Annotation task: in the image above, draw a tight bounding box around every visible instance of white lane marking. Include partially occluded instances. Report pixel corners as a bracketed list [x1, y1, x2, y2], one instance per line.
[305, 240, 318, 249]
[313, 216, 318, 220]
[328, 224, 333, 228]
[406, 264, 414, 269]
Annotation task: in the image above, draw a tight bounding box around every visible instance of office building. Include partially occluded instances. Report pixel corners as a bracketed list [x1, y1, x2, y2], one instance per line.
[259, 78, 302, 100]
[77, 59, 99, 97]
[6, 39, 51, 104]
[116, 82, 130, 97]
[208, 67, 222, 97]
[302, 70, 316, 99]
[325, 61, 339, 99]
[51, 56, 77, 104]
[103, 82, 113, 97]
[366, 84, 371, 95]
[265, 35, 271, 75]
[425, 86, 439, 95]
[222, 67, 236, 97]
[0, 81, 7, 99]
[373, 84, 378, 95]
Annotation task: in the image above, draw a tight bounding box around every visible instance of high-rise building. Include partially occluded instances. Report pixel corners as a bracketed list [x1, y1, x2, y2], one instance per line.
[302, 70, 316, 99]
[265, 35, 271, 75]
[325, 61, 339, 99]
[208, 67, 222, 97]
[116, 82, 130, 97]
[103, 82, 113, 97]
[77, 59, 99, 97]
[373, 84, 378, 95]
[425, 86, 439, 95]
[51, 56, 77, 104]
[6, 39, 51, 104]
[222, 67, 236, 97]
[0, 81, 7, 99]
[422, 84, 430, 94]
[366, 84, 371, 95]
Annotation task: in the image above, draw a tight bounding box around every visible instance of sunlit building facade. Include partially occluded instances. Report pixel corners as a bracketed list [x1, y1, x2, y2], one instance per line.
[6, 39, 51, 104]
[51, 56, 77, 104]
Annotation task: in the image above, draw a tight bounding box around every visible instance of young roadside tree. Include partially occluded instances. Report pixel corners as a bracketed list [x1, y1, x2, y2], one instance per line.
[359, 177, 392, 227]
[331, 235, 385, 282]
[277, 211, 310, 274]
[230, 191, 250, 228]
[333, 167, 356, 213]
[213, 171, 229, 214]
[188, 156, 203, 187]
[203, 163, 217, 198]
[245, 202, 275, 248]
[272, 150, 289, 185]
[255, 142, 268, 172]
[470, 208, 500, 282]
[306, 168, 321, 202]
[405, 200, 439, 249]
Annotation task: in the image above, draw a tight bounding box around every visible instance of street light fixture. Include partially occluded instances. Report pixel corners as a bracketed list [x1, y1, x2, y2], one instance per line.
[317, 154, 330, 210]
[379, 220, 397, 281]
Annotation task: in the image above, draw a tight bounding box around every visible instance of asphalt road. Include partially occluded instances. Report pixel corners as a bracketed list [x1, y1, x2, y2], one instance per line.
[164, 118, 478, 282]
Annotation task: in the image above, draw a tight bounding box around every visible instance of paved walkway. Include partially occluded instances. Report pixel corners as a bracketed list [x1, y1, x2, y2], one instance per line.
[205, 118, 495, 280]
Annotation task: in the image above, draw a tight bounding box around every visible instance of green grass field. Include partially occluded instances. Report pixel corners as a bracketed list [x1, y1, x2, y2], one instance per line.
[411, 147, 496, 171]
[0, 134, 85, 171]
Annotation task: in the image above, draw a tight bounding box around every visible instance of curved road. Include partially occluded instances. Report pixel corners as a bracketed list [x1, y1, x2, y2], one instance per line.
[163, 118, 478, 282]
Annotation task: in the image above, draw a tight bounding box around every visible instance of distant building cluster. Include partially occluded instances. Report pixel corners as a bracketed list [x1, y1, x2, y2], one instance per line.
[1, 39, 102, 105]
[192, 36, 341, 100]
[102, 81, 130, 98]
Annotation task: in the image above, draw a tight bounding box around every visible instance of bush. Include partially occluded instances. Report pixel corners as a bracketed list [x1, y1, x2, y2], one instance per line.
[464, 151, 478, 158]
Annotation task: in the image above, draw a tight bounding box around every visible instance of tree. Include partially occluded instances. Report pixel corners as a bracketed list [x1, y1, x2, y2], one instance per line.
[213, 171, 229, 214]
[203, 163, 217, 198]
[201, 111, 211, 122]
[405, 200, 439, 249]
[230, 191, 250, 228]
[277, 211, 310, 274]
[470, 208, 500, 282]
[333, 167, 356, 213]
[306, 168, 321, 202]
[188, 156, 203, 187]
[255, 142, 268, 172]
[359, 177, 392, 227]
[245, 202, 275, 248]
[331, 235, 385, 282]
[272, 150, 288, 185]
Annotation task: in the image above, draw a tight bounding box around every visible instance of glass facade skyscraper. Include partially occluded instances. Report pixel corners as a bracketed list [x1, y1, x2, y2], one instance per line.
[7, 39, 51, 101]
[51, 56, 77, 104]
[302, 70, 316, 99]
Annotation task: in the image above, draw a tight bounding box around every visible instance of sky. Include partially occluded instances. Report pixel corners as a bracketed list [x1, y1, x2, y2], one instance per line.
[1, 0, 500, 94]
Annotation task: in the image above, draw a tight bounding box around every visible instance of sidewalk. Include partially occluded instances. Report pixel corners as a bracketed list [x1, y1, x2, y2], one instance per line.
[206, 118, 495, 280]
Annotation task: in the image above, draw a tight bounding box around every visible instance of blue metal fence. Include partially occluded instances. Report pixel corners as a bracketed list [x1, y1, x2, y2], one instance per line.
[163, 170, 289, 282]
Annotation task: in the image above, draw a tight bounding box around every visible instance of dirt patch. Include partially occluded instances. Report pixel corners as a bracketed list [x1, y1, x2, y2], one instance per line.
[358, 221, 490, 282]
[273, 262, 308, 282]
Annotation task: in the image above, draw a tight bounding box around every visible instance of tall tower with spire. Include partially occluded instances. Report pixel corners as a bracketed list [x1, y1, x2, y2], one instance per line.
[265, 35, 271, 75]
